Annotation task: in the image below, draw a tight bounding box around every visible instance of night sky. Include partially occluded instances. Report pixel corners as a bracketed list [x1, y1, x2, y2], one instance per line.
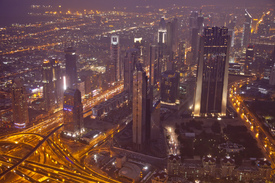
[0, 0, 274, 27]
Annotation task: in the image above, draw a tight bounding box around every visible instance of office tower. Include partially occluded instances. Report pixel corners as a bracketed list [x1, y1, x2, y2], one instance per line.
[11, 77, 29, 128]
[245, 45, 254, 75]
[189, 11, 198, 31]
[166, 22, 173, 57]
[197, 10, 204, 34]
[148, 45, 157, 86]
[241, 9, 252, 48]
[132, 63, 148, 151]
[158, 18, 167, 45]
[179, 42, 186, 67]
[172, 18, 178, 53]
[124, 48, 139, 98]
[134, 37, 145, 64]
[81, 75, 91, 96]
[166, 18, 178, 56]
[228, 16, 237, 47]
[193, 27, 231, 117]
[160, 70, 179, 105]
[42, 59, 55, 111]
[51, 58, 62, 103]
[109, 35, 120, 83]
[158, 18, 168, 74]
[270, 63, 275, 86]
[63, 88, 84, 137]
[191, 28, 199, 64]
[65, 47, 77, 88]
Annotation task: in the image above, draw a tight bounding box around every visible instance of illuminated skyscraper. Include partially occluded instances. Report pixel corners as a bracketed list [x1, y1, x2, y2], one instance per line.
[51, 58, 62, 103]
[124, 48, 139, 98]
[65, 47, 77, 88]
[241, 9, 252, 48]
[148, 45, 157, 86]
[63, 88, 84, 137]
[245, 45, 254, 75]
[228, 16, 237, 48]
[11, 77, 29, 128]
[109, 35, 120, 83]
[160, 70, 179, 105]
[193, 27, 231, 117]
[158, 18, 167, 45]
[132, 63, 148, 151]
[189, 10, 204, 65]
[42, 59, 54, 111]
[178, 41, 186, 67]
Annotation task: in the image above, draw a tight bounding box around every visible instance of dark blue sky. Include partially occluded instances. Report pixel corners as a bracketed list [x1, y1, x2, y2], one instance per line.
[0, 0, 274, 27]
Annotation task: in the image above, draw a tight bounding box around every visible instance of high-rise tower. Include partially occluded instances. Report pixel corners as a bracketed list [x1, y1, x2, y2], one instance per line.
[109, 35, 120, 83]
[65, 47, 77, 88]
[124, 48, 139, 98]
[11, 77, 29, 128]
[245, 45, 254, 75]
[51, 58, 62, 103]
[63, 88, 84, 137]
[132, 63, 148, 152]
[193, 27, 231, 117]
[241, 9, 252, 48]
[42, 59, 55, 111]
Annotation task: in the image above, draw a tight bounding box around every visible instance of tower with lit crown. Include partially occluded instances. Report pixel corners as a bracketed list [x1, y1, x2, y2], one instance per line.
[193, 27, 231, 117]
[241, 9, 252, 48]
[108, 35, 120, 83]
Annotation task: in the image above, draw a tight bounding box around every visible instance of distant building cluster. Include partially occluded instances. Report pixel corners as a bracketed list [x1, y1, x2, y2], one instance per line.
[167, 155, 272, 182]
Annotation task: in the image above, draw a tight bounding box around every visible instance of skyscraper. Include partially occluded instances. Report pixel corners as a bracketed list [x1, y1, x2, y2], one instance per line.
[42, 59, 54, 111]
[132, 63, 148, 152]
[148, 45, 157, 86]
[166, 18, 179, 59]
[158, 18, 168, 74]
[160, 70, 179, 105]
[193, 27, 231, 117]
[63, 88, 84, 137]
[158, 18, 167, 45]
[241, 9, 252, 48]
[109, 35, 120, 83]
[124, 48, 139, 98]
[245, 45, 254, 75]
[228, 16, 237, 48]
[189, 11, 198, 31]
[178, 41, 186, 67]
[65, 47, 77, 88]
[51, 58, 62, 104]
[189, 10, 203, 65]
[11, 77, 29, 128]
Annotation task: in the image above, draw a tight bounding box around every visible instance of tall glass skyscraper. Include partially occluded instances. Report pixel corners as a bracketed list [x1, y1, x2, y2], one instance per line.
[63, 88, 84, 137]
[132, 63, 147, 152]
[241, 9, 252, 48]
[193, 27, 231, 117]
[65, 47, 77, 88]
[11, 77, 29, 128]
[109, 35, 120, 83]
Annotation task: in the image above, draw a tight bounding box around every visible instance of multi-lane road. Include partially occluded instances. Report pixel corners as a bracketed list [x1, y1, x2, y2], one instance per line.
[0, 84, 125, 182]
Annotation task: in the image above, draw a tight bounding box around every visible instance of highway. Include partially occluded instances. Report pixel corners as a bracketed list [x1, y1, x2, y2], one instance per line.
[0, 84, 125, 182]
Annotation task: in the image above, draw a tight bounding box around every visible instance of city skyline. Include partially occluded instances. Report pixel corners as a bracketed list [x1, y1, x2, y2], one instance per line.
[0, 1, 274, 182]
